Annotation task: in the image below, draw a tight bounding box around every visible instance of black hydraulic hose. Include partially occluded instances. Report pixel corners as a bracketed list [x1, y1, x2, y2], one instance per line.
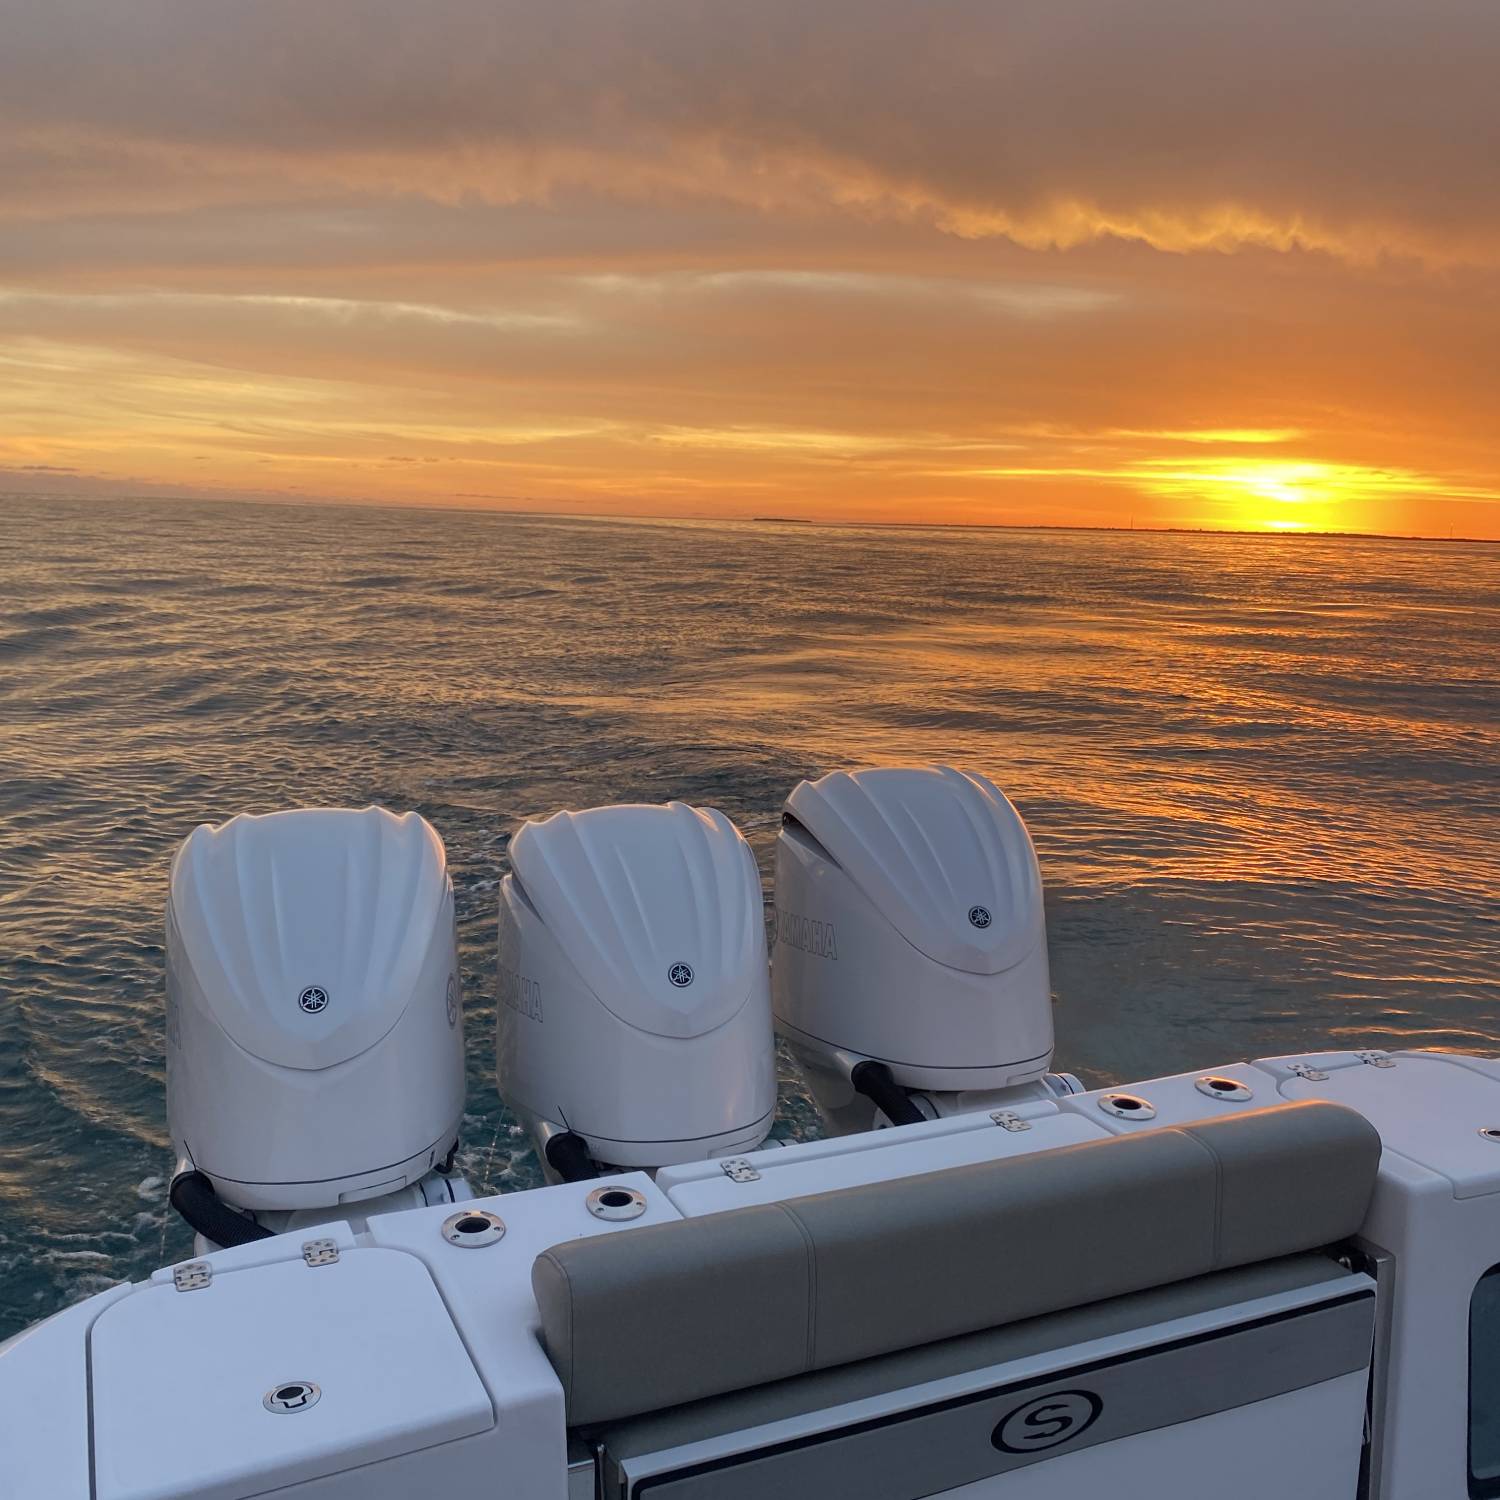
[850, 1060, 926, 1128]
[545, 1130, 600, 1183]
[169, 1169, 275, 1247]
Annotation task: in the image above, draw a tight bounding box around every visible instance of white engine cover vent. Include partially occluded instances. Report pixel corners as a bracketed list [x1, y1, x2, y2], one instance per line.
[773, 766, 1053, 1101]
[783, 765, 1043, 976]
[166, 807, 464, 1211]
[498, 801, 776, 1170]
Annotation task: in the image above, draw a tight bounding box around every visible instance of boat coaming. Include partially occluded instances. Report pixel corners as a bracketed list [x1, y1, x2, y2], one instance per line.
[5, 1046, 1500, 1500]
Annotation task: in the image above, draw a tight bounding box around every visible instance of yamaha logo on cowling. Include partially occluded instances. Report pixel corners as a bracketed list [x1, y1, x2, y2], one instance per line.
[667, 962, 695, 988]
[298, 986, 329, 1014]
[499, 964, 543, 1023]
[776, 906, 839, 960]
[992, 1390, 1102, 1454]
[968, 905, 993, 929]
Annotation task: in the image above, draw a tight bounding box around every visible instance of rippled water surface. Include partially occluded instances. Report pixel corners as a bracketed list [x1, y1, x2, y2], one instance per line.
[2, 494, 1498, 1338]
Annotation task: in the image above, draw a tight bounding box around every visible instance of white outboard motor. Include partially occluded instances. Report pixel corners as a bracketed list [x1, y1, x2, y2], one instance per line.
[773, 766, 1061, 1133]
[497, 801, 776, 1177]
[166, 807, 467, 1242]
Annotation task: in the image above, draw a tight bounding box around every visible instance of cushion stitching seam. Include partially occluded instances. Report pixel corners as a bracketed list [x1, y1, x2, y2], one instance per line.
[1178, 1129, 1226, 1268]
[778, 1202, 818, 1372]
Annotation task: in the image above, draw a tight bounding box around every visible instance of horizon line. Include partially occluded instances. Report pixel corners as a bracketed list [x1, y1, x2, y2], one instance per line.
[3, 487, 1496, 547]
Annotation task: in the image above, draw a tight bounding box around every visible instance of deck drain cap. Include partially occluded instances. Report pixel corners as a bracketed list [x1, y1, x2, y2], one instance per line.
[1099, 1092, 1156, 1121]
[587, 1185, 647, 1221]
[1196, 1076, 1253, 1102]
[441, 1209, 506, 1247]
[264, 1381, 320, 1413]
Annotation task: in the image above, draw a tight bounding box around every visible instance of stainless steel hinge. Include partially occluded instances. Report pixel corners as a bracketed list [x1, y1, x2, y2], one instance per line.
[720, 1158, 761, 1183]
[990, 1110, 1032, 1132]
[1357, 1051, 1396, 1069]
[172, 1261, 212, 1292]
[1289, 1061, 1330, 1082]
[302, 1238, 340, 1266]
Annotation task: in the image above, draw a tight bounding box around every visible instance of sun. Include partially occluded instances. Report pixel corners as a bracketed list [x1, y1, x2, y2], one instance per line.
[957, 451, 1483, 535]
[1207, 463, 1328, 530]
[1128, 458, 1411, 533]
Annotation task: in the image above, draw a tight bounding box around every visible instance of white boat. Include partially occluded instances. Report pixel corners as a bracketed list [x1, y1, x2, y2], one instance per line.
[3, 765, 1497, 1500]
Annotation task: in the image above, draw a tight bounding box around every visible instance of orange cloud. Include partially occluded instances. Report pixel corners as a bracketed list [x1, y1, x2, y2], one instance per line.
[0, 1, 1497, 537]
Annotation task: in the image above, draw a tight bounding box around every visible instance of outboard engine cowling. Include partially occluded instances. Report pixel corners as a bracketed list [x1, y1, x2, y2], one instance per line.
[773, 766, 1053, 1129]
[166, 807, 465, 1214]
[497, 801, 776, 1174]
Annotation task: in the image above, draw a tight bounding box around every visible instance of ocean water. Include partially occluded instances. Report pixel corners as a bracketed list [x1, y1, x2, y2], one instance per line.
[1, 493, 1497, 1339]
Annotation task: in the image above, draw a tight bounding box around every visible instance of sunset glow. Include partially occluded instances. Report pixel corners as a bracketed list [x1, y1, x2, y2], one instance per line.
[2, 2, 1498, 538]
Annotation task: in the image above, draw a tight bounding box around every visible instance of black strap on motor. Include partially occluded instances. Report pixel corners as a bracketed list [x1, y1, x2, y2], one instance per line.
[850, 1060, 926, 1127]
[544, 1130, 599, 1183]
[169, 1169, 275, 1247]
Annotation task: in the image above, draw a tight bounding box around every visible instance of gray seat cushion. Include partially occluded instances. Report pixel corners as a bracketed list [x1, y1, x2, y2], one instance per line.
[593, 1253, 1363, 1465]
[532, 1100, 1379, 1425]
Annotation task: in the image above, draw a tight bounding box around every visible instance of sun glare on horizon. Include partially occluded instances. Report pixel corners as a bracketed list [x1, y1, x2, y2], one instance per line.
[1141, 459, 1398, 534]
[1126, 458, 1500, 536]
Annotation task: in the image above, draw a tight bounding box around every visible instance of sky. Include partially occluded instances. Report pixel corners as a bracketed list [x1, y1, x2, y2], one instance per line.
[2, 0, 1499, 537]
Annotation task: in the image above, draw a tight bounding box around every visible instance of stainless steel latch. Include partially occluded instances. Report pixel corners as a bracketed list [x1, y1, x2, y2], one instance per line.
[1289, 1061, 1331, 1082]
[172, 1261, 212, 1292]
